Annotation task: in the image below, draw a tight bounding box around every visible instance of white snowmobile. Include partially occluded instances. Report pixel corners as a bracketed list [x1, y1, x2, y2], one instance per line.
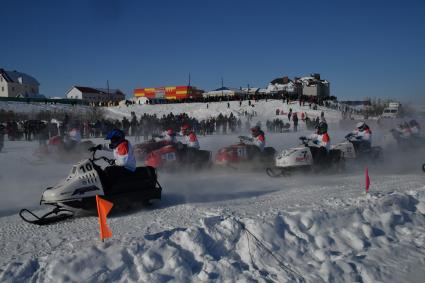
[20, 148, 162, 225]
[266, 137, 343, 177]
[332, 133, 382, 161]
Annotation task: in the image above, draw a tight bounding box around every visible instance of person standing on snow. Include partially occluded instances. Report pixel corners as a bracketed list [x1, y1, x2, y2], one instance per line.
[349, 122, 372, 152]
[250, 125, 265, 152]
[180, 124, 200, 149]
[0, 123, 5, 152]
[89, 129, 137, 183]
[293, 112, 299, 132]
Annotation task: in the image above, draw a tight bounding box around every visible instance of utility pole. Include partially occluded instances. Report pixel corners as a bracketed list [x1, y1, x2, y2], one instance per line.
[221, 76, 224, 97]
[107, 80, 110, 105]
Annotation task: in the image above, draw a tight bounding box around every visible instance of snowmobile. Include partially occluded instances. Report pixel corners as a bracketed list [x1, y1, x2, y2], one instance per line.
[214, 136, 276, 169]
[20, 148, 162, 225]
[266, 137, 343, 177]
[134, 139, 171, 161]
[35, 135, 94, 159]
[145, 142, 212, 170]
[390, 128, 425, 149]
[423, 164, 425, 173]
[332, 133, 383, 161]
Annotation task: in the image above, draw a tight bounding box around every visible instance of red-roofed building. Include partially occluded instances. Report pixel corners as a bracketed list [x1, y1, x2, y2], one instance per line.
[66, 86, 125, 105]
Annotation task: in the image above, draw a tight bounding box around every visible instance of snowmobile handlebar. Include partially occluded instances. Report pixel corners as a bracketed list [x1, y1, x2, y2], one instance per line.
[89, 148, 115, 166]
[299, 136, 319, 146]
[238, 136, 253, 142]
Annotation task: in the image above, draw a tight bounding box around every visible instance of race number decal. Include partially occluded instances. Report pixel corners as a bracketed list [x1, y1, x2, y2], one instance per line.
[79, 163, 93, 173]
[162, 152, 176, 161]
[237, 148, 247, 158]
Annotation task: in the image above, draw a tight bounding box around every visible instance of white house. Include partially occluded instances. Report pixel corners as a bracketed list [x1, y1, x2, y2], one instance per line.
[266, 76, 298, 94]
[66, 86, 125, 104]
[0, 68, 40, 98]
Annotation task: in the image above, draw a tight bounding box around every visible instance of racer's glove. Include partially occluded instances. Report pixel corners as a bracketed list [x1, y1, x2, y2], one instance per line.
[88, 144, 102, 152]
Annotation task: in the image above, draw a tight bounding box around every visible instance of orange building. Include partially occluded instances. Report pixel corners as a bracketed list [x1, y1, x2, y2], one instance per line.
[134, 86, 203, 100]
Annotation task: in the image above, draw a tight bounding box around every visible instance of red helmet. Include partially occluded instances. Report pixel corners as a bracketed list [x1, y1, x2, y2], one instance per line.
[181, 124, 190, 133]
[251, 126, 261, 137]
[166, 128, 175, 136]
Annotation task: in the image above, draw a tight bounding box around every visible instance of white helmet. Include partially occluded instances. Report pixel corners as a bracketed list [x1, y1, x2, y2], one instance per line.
[356, 122, 365, 129]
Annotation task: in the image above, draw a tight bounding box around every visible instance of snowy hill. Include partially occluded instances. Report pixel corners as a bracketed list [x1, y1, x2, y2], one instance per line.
[105, 99, 343, 124]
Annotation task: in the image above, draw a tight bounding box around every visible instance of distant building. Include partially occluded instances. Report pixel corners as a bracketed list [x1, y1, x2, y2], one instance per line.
[66, 86, 125, 104]
[266, 76, 300, 95]
[134, 86, 203, 100]
[267, 74, 330, 97]
[203, 87, 245, 97]
[241, 87, 267, 95]
[295, 74, 330, 97]
[0, 68, 40, 98]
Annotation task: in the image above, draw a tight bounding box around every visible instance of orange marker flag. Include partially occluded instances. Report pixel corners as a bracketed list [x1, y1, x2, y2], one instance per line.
[365, 167, 370, 193]
[96, 195, 114, 241]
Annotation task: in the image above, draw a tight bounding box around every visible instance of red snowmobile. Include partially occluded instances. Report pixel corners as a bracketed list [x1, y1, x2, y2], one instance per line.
[145, 142, 211, 170]
[214, 136, 276, 169]
[134, 139, 171, 161]
[35, 135, 94, 159]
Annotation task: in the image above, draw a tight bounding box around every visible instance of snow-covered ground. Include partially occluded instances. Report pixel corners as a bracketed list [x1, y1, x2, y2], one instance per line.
[1, 126, 425, 282]
[1, 100, 425, 282]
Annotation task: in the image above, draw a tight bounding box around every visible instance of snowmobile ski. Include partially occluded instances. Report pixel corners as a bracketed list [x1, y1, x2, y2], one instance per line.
[19, 205, 74, 225]
[266, 167, 286, 178]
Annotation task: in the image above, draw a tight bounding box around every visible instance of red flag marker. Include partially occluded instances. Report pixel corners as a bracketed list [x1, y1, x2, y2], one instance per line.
[96, 195, 113, 241]
[365, 167, 370, 193]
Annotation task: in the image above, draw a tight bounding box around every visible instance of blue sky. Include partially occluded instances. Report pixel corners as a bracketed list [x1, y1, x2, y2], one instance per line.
[1, 0, 424, 102]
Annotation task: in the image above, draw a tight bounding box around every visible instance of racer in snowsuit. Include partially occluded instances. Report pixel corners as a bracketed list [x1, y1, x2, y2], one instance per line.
[309, 121, 330, 164]
[250, 126, 265, 152]
[90, 129, 136, 189]
[162, 128, 177, 144]
[396, 122, 412, 139]
[349, 122, 372, 152]
[63, 127, 82, 151]
[181, 124, 200, 149]
[409, 120, 420, 136]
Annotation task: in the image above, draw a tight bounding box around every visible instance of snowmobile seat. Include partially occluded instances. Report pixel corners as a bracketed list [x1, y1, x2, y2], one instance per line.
[263, 147, 276, 157]
[102, 166, 159, 195]
[328, 149, 342, 163]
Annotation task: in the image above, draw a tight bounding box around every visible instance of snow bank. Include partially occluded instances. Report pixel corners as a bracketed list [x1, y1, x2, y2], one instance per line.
[0, 101, 91, 115]
[1, 190, 425, 282]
